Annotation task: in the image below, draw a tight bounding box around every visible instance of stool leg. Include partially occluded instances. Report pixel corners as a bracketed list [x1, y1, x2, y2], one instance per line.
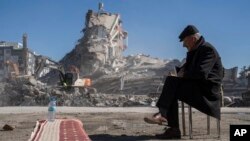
[181, 102, 186, 136]
[207, 116, 210, 135]
[217, 119, 220, 139]
[188, 106, 192, 139]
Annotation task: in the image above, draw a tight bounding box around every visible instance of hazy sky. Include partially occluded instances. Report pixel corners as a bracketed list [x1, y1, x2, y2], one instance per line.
[0, 0, 249, 71]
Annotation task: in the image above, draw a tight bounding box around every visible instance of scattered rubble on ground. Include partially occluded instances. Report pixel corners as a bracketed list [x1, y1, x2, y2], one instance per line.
[2, 124, 15, 131]
[0, 76, 158, 107]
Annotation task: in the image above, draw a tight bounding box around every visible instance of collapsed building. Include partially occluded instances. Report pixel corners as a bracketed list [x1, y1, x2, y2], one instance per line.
[222, 67, 250, 106]
[60, 3, 128, 76]
[55, 3, 181, 95]
[223, 67, 249, 96]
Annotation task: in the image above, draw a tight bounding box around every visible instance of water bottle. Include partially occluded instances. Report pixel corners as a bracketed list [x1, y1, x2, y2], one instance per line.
[48, 97, 56, 122]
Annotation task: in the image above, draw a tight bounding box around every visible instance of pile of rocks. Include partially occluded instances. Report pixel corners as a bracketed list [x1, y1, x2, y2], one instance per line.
[0, 77, 159, 107]
[91, 54, 181, 94]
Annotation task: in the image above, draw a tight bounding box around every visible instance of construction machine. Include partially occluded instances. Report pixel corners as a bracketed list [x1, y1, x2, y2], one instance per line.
[35, 59, 96, 93]
[4, 60, 36, 83]
[5, 60, 20, 79]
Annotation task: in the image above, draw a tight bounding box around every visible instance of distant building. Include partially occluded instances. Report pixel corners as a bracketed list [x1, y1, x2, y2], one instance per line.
[223, 67, 238, 82]
[0, 34, 56, 80]
[222, 67, 249, 97]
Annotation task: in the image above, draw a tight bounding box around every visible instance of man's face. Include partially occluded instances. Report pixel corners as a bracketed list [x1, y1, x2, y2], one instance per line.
[182, 35, 195, 50]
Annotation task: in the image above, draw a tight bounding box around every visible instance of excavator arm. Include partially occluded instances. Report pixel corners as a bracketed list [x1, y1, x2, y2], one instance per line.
[5, 60, 19, 79]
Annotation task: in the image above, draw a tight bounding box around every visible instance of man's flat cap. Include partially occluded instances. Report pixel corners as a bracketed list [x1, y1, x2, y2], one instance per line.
[179, 25, 199, 42]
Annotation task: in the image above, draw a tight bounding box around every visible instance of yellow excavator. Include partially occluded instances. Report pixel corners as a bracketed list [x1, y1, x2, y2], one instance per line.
[5, 60, 20, 79]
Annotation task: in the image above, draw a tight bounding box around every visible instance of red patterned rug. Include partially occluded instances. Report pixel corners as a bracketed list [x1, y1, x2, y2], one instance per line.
[29, 119, 91, 141]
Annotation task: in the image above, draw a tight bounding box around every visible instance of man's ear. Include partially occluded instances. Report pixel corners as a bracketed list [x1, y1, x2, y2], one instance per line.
[191, 36, 196, 42]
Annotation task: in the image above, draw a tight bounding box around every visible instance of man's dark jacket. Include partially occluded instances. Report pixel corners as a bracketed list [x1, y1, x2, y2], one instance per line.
[180, 36, 223, 119]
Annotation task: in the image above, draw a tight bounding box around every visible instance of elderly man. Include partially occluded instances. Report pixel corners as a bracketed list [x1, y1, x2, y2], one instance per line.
[144, 25, 223, 139]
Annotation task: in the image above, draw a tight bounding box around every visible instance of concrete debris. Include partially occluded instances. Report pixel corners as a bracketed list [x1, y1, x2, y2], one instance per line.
[112, 120, 127, 129]
[0, 77, 159, 107]
[221, 67, 250, 106]
[92, 55, 180, 94]
[2, 124, 15, 131]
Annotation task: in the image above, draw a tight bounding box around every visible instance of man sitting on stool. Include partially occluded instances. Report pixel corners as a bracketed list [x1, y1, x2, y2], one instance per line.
[144, 25, 223, 139]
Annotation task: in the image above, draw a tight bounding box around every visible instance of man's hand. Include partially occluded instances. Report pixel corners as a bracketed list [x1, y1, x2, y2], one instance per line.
[177, 67, 184, 77]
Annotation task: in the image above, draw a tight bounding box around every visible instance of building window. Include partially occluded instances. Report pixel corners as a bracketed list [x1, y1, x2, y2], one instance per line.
[11, 56, 18, 62]
[4, 49, 11, 55]
[0, 61, 3, 69]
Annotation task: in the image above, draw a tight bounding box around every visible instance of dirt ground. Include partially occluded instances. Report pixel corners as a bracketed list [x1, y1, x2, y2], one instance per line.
[0, 108, 250, 141]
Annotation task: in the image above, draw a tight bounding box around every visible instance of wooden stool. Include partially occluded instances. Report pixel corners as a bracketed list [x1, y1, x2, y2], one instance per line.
[181, 102, 220, 139]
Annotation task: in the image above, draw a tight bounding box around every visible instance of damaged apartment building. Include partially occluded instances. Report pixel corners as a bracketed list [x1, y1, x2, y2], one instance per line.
[223, 67, 250, 97]
[60, 3, 128, 75]
[0, 34, 56, 80]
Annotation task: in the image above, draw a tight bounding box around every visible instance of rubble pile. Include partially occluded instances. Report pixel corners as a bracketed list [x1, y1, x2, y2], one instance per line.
[92, 54, 181, 94]
[0, 78, 159, 107]
[221, 67, 250, 106]
[0, 79, 49, 106]
[0, 51, 181, 107]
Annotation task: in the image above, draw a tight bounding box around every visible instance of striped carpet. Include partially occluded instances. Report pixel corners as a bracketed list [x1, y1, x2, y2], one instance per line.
[29, 119, 91, 141]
